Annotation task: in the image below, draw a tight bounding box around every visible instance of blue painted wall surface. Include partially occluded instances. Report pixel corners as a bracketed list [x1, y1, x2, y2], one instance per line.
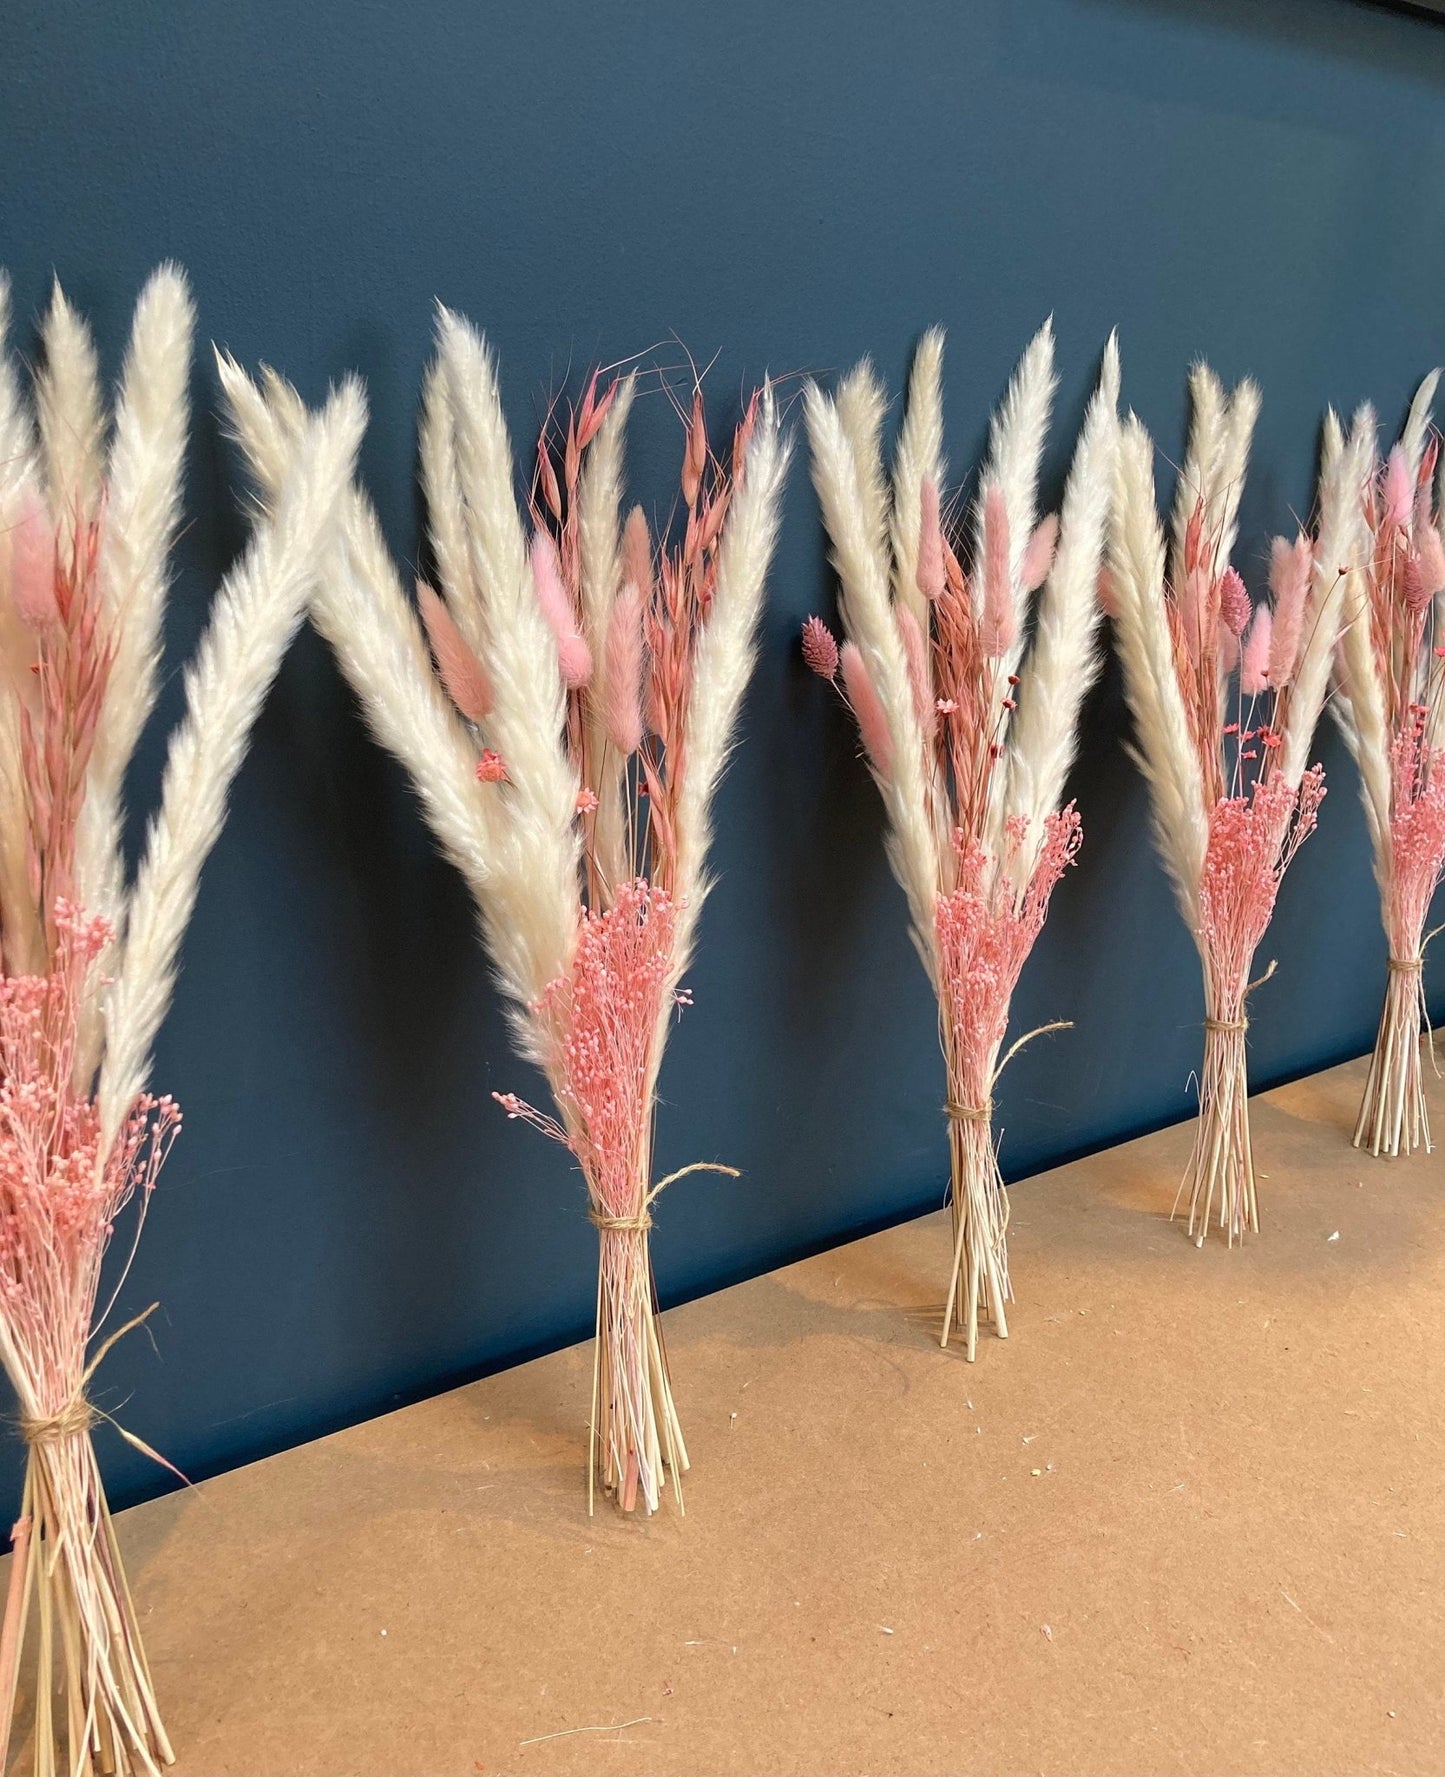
[0, 0, 1442, 1509]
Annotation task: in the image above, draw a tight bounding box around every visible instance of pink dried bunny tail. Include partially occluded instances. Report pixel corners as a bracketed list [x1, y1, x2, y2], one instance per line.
[895, 604, 935, 738]
[1218, 566, 1251, 639]
[622, 503, 653, 602]
[1241, 604, 1272, 695]
[1382, 444, 1412, 529]
[9, 492, 58, 633]
[417, 579, 492, 724]
[1267, 534, 1311, 687]
[1020, 513, 1059, 593]
[916, 476, 946, 602]
[604, 581, 645, 756]
[840, 641, 893, 778]
[531, 530, 593, 689]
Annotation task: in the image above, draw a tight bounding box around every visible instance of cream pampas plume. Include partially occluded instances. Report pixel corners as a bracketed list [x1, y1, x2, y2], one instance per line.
[1108, 369, 1334, 1247]
[804, 326, 1119, 1360]
[230, 320, 788, 1516]
[0, 270, 363, 1777]
[1318, 377, 1445, 1157]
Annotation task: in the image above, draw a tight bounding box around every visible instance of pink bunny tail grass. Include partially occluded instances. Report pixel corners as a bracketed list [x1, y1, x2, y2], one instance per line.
[1355, 731, 1445, 1157]
[916, 476, 946, 602]
[8, 492, 58, 634]
[622, 504, 654, 604]
[1383, 444, 1413, 529]
[1267, 533, 1311, 686]
[1241, 604, 1272, 695]
[800, 614, 839, 681]
[1020, 512, 1059, 593]
[1416, 523, 1445, 605]
[1182, 769, 1325, 1245]
[978, 483, 1015, 657]
[895, 604, 935, 738]
[1218, 566, 1251, 639]
[531, 530, 593, 689]
[840, 641, 893, 778]
[417, 579, 492, 724]
[935, 808, 1081, 1360]
[604, 582, 646, 756]
[1096, 564, 1118, 620]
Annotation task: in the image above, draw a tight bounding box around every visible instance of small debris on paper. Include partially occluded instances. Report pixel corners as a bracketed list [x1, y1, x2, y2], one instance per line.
[1327, 1231, 1340, 1242]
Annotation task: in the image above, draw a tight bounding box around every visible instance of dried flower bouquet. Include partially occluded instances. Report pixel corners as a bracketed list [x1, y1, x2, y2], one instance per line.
[1108, 368, 1355, 1243]
[803, 324, 1119, 1358]
[1324, 382, 1445, 1156]
[223, 317, 788, 1513]
[0, 269, 362, 1774]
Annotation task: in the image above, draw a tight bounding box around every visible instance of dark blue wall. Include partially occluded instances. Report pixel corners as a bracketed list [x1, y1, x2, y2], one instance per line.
[1, 0, 1442, 1510]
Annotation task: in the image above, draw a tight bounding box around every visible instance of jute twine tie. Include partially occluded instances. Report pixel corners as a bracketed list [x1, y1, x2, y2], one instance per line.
[19, 1396, 97, 1448]
[1388, 955, 1424, 973]
[1203, 959, 1278, 1039]
[589, 1161, 740, 1237]
[939, 1020, 1074, 1128]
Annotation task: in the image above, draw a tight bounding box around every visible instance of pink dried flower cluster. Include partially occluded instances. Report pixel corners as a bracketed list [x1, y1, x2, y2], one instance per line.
[1386, 726, 1445, 955]
[1197, 767, 1325, 999]
[0, 902, 179, 1396]
[494, 880, 676, 1221]
[934, 806, 1082, 1094]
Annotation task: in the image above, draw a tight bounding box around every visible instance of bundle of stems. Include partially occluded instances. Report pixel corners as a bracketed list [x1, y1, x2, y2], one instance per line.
[803, 323, 1119, 1358]
[1323, 382, 1445, 1156]
[0, 268, 362, 1774]
[221, 315, 788, 1513]
[1108, 367, 1357, 1243]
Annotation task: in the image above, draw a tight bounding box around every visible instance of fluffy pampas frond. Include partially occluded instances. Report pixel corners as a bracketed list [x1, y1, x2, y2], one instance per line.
[99, 380, 366, 1144]
[1108, 414, 1209, 923]
[34, 282, 107, 533]
[888, 327, 946, 626]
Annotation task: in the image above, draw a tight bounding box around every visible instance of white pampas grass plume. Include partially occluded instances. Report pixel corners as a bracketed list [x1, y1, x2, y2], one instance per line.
[806, 379, 940, 973]
[419, 356, 483, 658]
[435, 307, 578, 1004]
[216, 351, 500, 942]
[889, 327, 946, 624]
[417, 578, 492, 722]
[1005, 332, 1120, 865]
[78, 265, 196, 932]
[100, 381, 366, 1143]
[974, 319, 1056, 619]
[0, 275, 37, 517]
[1279, 406, 1370, 790]
[666, 385, 790, 999]
[35, 281, 106, 530]
[1400, 369, 1440, 485]
[1108, 414, 1208, 924]
[835, 360, 890, 569]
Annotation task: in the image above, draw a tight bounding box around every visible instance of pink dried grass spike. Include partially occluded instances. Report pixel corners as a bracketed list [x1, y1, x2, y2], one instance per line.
[895, 605, 934, 736]
[417, 579, 492, 723]
[1241, 605, 1272, 695]
[1267, 534, 1311, 687]
[916, 477, 946, 602]
[1020, 513, 1058, 592]
[604, 582, 645, 755]
[800, 615, 839, 681]
[531, 530, 593, 689]
[840, 641, 893, 777]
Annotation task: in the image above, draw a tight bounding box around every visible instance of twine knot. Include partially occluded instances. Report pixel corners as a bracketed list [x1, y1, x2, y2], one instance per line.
[589, 1209, 652, 1234]
[587, 1161, 740, 1241]
[1388, 954, 1424, 974]
[1204, 1016, 1248, 1034]
[944, 1099, 993, 1123]
[19, 1395, 97, 1447]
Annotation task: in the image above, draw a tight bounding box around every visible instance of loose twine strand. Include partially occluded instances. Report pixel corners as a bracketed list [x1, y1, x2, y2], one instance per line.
[589, 1161, 741, 1234]
[16, 1304, 184, 1481]
[1203, 958, 1278, 1035]
[942, 1020, 1074, 1124]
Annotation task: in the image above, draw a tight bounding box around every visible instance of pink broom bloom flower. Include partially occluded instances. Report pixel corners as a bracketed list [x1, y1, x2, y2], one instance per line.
[1020, 513, 1058, 593]
[916, 477, 946, 602]
[416, 579, 492, 724]
[1218, 566, 1251, 638]
[895, 604, 934, 737]
[800, 614, 839, 681]
[840, 641, 893, 778]
[604, 582, 646, 756]
[531, 531, 593, 689]
[1241, 604, 1272, 695]
[476, 749, 508, 783]
[978, 483, 1015, 657]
